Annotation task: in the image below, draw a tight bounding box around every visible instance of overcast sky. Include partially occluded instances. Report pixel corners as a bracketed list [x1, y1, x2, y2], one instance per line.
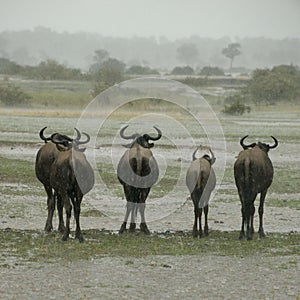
[0, 0, 299, 39]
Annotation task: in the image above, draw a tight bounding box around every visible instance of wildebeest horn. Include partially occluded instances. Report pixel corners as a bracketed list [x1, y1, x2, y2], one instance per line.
[39, 127, 52, 142]
[269, 136, 278, 149]
[240, 135, 256, 149]
[73, 128, 81, 142]
[148, 126, 162, 141]
[119, 125, 139, 140]
[76, 132, 90, 145]
[192, 147, 199, 161]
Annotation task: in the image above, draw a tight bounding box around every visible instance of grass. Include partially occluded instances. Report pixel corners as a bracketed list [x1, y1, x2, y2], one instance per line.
[0, 229, 299, 267]
[0, 156, 37, 185]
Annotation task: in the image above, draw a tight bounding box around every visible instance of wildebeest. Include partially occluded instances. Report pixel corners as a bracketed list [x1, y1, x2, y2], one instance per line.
[186, 147, 216, 238]
[234, 135, 278, 240]
[50, 133, 94, 242]
[117, 125, 162, 234]
[35, 127, 89, 233]
[35, 127, 74, 232]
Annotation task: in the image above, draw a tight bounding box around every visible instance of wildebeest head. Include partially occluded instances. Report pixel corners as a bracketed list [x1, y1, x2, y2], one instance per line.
[120, 125, 162, 148]
[50, 129, 90, 152]
[240, 135, 278, 153]
[39, 126, 74, 147]
[192, 146, 216, 165]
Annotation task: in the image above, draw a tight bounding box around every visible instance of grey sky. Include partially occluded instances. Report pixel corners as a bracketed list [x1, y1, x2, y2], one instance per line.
[0, 0, 299, 39]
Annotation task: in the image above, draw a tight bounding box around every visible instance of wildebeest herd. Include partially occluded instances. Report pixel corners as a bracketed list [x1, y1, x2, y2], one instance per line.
[35, 126, 278, 242]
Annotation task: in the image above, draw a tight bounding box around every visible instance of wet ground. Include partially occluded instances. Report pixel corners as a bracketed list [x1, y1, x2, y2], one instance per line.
[1, 99, 300, 299]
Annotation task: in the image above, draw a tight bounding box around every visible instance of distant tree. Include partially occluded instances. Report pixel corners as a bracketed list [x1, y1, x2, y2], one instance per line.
[92, 58, 125, 96]
[89, 49, 110, 73]
[126, 65, 159, 75]
[176, 43, 199, 67]
[199, 66, 225, 76]
[222, 43, 242, 70]
[0, 58, 22, 75]
[246, 65, 300, 104]
[170, 66, 195, 75]
[26, 59, 82, 80]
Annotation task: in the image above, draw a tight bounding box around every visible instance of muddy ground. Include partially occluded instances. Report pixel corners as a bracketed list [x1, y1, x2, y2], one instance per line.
[0, 99, 300, 299]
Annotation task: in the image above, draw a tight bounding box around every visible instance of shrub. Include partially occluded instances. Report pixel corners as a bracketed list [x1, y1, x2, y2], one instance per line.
[222, 94, 251, 115]
[170, 66, 195, 75]
[126, 65, 159, 75]
[199, 66, 224, 76]
[0, 79, 31, 106]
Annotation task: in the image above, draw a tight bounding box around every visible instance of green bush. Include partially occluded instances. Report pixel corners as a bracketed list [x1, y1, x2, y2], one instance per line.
[246, 65, 300, 104]
[199, 66, 224, 76]
[223, 94, 251, 115]
[0, 79, 31, 106]
[126, 65, 159, 75]
[170, 66, 195, 75]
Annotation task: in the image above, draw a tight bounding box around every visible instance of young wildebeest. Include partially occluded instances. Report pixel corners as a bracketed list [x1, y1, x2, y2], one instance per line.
[234, 135, 278, 240]
[35, 127, 77, 232]
[117, 125, 162, 234]
[186, 147, 216, 238]
[50, 133, 94, 242]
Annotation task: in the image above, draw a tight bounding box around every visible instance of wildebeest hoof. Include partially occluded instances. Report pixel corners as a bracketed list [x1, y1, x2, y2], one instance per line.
[140, 223, 150, 235]
[192, 230, 198, 238]
[129, 223, 136, 233]
[239, 233, 245, 240]
[75, 234, 84, 243]
[61, 234, 69, 241]
[44, 224, 53, 232]
[58, 225, 66, 233]
[258, 229, 265, 238]
[119, 223, 127, 234]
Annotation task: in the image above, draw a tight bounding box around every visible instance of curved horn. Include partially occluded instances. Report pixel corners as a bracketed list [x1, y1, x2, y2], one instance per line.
[192, 147, 199, 161]
[240, 135, 256, 149]
[39, 127, 51, 142]
[74, 128, 81, 142]
[148, 126, 162, 141]
[119, 125, 137, 140]
[209, 148, 215, 160]
[269, 136, 278, 149]
[76, 132, 90, 145]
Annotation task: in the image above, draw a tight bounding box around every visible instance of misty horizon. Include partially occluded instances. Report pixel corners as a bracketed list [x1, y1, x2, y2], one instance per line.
[0, 0, 300, 40]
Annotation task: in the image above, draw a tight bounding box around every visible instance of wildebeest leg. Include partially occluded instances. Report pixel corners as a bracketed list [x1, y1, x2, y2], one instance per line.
[258, 189, 267, 238]
[239, 208, 245, 240]
[119, 185, 133, 234]
[198, 207, 203, 238]
[119, 201, 134, 234]
[139, 189, 150, 234]
[44, 185, 54, 232]
[61, 192, 71, 241]
[246, 201, 255, 241]
[129, 202, 137, 233]
[192, 203, 199, 238]
[203, 204, 209, 236]
[139, 203, 150, 235]
[72, 192, 84, 242]
[56, 193, 65, 233]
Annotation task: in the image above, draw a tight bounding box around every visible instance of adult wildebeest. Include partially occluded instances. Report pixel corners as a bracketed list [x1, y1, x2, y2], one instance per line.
[35, 127, 89, 233]
[186, 147, 216, 238]
[49, 133, 94, 242]
[234, 135, 278, 240]
[117, 125, 162, 234]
